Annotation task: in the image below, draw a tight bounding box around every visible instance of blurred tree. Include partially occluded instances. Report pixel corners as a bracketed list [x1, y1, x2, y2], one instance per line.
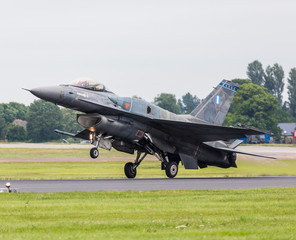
[7, 102, 28, 120]
[273, 63, 285, 106]
[247, 60, 264, 86]
[154, 93, 181, 114]
[226, 79, 252, 116]
[27, 100, 63, 142]
[277, 105, 296, 123]
[264, 64, 285, 105]
[0, 116, 7, 140]
[264, 65, 275, 94]
[0, 102, 28, 140]
[231, 78, 251, 86]
[287, 67, 296, 117]
[177, 99, 185, 113]
[181, 92, 200, 114]
[0, 102, 28, 123]
[6, 124, 27, 142]
[132, 95, 142, 99]
[61, 108, 82, 134]
[224, 83, 281, 139]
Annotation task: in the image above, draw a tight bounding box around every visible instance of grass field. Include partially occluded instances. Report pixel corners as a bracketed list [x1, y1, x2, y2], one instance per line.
[0, 148, 295, 239]
[0, 148, 129, 159]
[0, 148, 296, 180]
[0, 159, 296, 180]
[0, 188, 295, 240]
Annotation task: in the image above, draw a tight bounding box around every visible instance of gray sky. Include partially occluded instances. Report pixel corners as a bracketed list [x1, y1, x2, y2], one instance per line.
[1, 0, 296, 105]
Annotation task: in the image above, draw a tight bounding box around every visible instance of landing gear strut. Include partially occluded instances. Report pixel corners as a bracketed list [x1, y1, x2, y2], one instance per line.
[156, 152, 178, 178]
[124, 151, 148, 178]
[89, 132, 101, 159]
[123, 134, 180, 179]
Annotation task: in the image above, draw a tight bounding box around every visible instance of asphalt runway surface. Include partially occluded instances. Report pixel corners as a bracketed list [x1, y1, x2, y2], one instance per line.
[1, 176, 295, 193]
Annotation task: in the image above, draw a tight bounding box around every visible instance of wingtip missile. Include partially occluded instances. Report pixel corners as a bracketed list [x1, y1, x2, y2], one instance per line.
[22, 88, 31, 92]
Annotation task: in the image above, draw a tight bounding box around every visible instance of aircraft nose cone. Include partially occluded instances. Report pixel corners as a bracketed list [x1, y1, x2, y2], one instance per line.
[30, 86, 65, 104]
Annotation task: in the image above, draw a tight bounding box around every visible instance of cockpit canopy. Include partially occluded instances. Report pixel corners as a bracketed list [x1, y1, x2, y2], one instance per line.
[69, 78, 112, 92]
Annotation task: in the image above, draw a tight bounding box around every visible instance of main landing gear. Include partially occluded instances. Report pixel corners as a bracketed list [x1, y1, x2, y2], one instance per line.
[123, 150, 179, 179]
[124, 151, 148, 178]
[165, 161, 178, 178]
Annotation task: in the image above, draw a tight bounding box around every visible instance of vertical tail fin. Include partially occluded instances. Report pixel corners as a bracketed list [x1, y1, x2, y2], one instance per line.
[190, 80, 239, 125]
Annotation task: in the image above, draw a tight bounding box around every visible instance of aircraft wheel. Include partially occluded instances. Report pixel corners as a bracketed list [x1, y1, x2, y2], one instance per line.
[165, 161, 178, 178]
[124, 162, 137, 178]
[90, 147, 99, 159]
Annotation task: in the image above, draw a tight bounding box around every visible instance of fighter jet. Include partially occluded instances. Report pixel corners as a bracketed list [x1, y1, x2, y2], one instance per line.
[27, 78, 273, 178]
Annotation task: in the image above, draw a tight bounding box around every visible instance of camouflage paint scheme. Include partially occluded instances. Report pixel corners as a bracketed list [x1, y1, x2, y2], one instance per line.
[28, 79, 272, 178]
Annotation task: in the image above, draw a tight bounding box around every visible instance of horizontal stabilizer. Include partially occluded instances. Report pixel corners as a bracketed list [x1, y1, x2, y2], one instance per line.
[229, 139, 244, 149]
[205, 144, 276, 159]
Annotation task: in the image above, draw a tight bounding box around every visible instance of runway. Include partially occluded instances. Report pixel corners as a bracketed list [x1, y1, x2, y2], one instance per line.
[1, 176, 295, 193]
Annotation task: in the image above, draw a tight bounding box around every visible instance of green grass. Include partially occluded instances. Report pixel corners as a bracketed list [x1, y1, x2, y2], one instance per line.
[0, 188, 295, 240]
[0, 159, 296, 180]
[0, 148, 129, 159]
[0, 148, 295, 180]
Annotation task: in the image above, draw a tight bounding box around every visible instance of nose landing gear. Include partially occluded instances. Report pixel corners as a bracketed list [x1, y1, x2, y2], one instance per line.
[90, 147, 99, 159]
[89, 132, 101, 159]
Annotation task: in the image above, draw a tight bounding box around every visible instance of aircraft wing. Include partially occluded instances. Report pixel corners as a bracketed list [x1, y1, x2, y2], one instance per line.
[79, 98, 265, 144]
[148, 119, 265, 144]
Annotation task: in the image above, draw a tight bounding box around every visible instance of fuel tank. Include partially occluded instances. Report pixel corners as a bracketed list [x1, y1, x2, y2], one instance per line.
[196, 145, 237, 168]
[77, 114, 147, 142]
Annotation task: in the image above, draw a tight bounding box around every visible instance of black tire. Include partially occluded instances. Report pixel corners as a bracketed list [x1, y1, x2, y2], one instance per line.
[124, 162, 137, 178]
[165, 161, 178, 178]
[90, 147, 99, 159]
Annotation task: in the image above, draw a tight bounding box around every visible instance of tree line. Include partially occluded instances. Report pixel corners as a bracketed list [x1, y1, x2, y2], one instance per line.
[1, 60, 295, 142]
[0, 101, 82, 142]
[246, 60, 296, 112]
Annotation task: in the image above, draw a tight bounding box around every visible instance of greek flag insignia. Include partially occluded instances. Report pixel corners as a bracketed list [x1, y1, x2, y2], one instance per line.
[215, 96, 220, 105]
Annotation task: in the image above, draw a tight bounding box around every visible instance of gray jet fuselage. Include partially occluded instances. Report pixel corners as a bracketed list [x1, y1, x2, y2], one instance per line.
[33, 84, 197, 154]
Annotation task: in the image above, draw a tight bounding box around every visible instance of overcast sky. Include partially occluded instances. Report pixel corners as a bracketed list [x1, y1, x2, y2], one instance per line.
[0, 0, 296, 105]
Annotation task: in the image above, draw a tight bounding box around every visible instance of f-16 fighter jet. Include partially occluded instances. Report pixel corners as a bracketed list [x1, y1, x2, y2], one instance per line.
[27, 78, 272, 178]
